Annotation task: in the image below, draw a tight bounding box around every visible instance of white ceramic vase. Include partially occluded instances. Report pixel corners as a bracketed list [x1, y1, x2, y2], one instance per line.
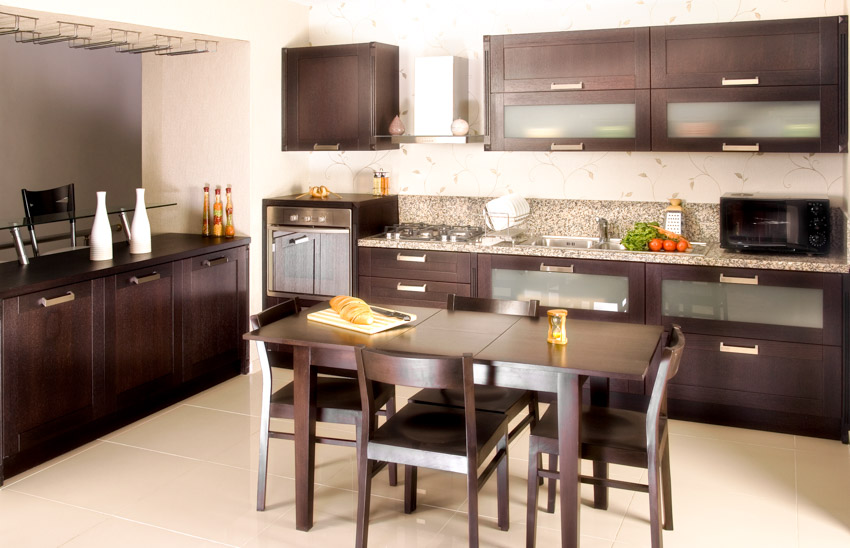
[129, 188, 151, 254]
[90, 191, 113, 261]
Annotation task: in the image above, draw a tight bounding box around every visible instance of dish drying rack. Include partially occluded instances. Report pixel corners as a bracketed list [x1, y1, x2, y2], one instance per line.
[480, 211, 530, 246]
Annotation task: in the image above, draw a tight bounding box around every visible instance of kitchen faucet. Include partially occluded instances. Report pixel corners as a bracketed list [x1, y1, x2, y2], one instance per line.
[596, 217, 609, 243]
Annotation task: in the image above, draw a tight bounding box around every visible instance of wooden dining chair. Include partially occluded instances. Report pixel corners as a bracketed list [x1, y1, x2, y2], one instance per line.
[354, 346, 511, 548]
[250, 298, 397, 512]
[525, 325, 685, 548]
[21, 183, 76, 257]
[408, 294, 541, 443]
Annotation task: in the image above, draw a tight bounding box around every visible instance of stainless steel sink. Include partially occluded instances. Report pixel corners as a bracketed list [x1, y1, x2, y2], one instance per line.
[524, 236, 598, 249]
[594, 241, 627, 251]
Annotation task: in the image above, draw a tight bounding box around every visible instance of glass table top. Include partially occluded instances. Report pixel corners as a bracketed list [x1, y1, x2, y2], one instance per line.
[1, 202, 177, 231]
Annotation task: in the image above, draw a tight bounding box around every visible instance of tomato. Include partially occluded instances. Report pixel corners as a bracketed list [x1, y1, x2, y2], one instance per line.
[662, 239, 677, 252]
[676, 240, 689, 252]
[648, 238, 663, 251]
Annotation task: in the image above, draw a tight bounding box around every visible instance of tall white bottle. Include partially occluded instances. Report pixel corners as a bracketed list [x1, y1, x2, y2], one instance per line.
[129, 188, 151, 254]
[90, 191, 113, 261]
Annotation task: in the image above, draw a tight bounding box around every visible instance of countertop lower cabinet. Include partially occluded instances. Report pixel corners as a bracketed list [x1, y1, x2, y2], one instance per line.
[0, 234, 250, 483]
[646, 263, 843, 438]
[358, 247, 472, 307]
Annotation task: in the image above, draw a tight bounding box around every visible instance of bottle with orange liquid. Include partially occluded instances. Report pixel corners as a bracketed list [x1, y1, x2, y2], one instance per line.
[224, 186, 235, 238]
[212, 187, 223, 237]
[202, 185, 210, 236]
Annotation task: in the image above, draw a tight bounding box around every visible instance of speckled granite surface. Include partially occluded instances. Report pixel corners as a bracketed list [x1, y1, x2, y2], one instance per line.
[383, 195, 850, 274]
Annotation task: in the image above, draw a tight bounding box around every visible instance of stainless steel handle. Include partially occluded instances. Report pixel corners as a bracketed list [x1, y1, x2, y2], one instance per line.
[722, 77, 759, 86]
[722, 143, 760, 152]
[551, 143, 584, 151]
[541, 263, 574, 273]
[720, 342, 759, 355]
[396, 253, 426, 263]
[290, 236, 309, 245]
[313, 144, 340, 151]
[202, 257, 229, 267]
[550, 82, 583, 90]
[270, 226, 351, 235]
[719, 274, 758, 285]
[38, 291, 75, 307]
[130, 272, 161, 285]
[397, 282, 427, 293]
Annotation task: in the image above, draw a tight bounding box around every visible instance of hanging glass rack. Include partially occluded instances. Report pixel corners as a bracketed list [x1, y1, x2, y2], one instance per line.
[0, 11, 36, 36]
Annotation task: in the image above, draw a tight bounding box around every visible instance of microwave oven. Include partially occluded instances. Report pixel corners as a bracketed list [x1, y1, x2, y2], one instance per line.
[719, 193, 830, 255]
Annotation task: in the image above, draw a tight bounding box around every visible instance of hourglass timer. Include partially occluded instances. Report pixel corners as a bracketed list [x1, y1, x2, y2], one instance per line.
[547, 309, 568, 345]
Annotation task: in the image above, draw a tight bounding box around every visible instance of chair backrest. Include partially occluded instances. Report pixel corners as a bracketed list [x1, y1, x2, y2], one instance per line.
[354, 346, 478, 454]
[250, 297, 300, 331]
[21, 183, 76, 256]
[645, 325, 685, 449]
[446, 294, 540, 317]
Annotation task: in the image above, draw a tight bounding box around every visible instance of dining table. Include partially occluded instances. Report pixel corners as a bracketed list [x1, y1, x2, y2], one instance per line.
[243, 301, 663, 548]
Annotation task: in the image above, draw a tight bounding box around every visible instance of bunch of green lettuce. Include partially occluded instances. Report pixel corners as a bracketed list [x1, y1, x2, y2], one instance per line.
[621, 222, 662, 251]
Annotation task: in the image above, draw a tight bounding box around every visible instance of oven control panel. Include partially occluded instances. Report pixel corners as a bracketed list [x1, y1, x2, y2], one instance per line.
[266, 207, 352, 229]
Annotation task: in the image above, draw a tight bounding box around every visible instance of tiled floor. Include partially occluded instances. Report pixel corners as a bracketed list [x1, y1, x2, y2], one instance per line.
[1, 371, 849, 547]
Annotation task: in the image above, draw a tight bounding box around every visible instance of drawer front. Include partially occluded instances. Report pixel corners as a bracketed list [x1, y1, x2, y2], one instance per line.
[358, 276, 470, 308]
[647, 263, 842, 345]
[363, 247, 471, 283]
[668, 333, 841, 418]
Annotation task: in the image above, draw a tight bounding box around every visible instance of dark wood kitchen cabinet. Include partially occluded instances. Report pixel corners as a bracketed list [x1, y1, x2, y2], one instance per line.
[646, 263, 843, 438]
[485, 28, 650, 152]
[105, 263, 177, 409]
[358, 247, 472, 307]
[282, 42, 399, 151]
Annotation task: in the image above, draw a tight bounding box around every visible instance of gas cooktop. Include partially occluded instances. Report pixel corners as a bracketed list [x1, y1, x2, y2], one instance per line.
[376, 223, 485, 243]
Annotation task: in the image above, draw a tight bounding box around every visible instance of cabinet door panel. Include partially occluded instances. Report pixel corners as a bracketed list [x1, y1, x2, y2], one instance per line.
[2, 281, 95, 456]
[359, 276, 470, 308]
[106, 263, 176, 407]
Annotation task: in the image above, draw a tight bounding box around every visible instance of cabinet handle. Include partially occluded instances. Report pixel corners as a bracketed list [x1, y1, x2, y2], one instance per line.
[550, 82, 583, 90]
[397, 282, 427, 293]
[722, 143, 759, 152]
[722, 76, 759, 86]
[313, 144, 340, 151]
[290, 236, 309, 245]
[396, 253, 426, 263]
[130, 272, 161, 285]
[719, 274, 758, 285]
[38, 291, 75, 307]
[202, 256, 229, 267]
[720, 342, 759, 355]
[541, 263, 574, 273]
[551, 143, 584, 151]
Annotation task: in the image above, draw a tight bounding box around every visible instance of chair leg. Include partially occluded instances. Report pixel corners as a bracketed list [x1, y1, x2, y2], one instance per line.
[529, 394, 543, 487]
[647, 461, 663, 548]
[404, 465, 418, 514]
[592, 461, 609, 510]
[526, 438, 541, 548]
[356, 458, 374, 548]
[497, 435, 510, 531]
[661, 442, 674, 531]
[546, 453, 558, 514]
[256, 425, 270, 511]
[467, 469, 480, 548]
[385, 396, 398, 487]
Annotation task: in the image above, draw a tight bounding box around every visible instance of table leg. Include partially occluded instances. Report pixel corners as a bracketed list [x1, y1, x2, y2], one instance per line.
[589, 377, 609, 510]
[557, 373, 581, 548]
[293, 345, 317, 531]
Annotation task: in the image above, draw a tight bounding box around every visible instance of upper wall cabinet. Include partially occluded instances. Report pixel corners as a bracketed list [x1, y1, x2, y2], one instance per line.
[282, 42, 399, 152]
[651, 17, 847, 153]
[485, 28, 651, 152]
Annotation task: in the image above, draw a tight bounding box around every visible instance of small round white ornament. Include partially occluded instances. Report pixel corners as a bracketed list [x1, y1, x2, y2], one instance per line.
[450, 118, 469, 136]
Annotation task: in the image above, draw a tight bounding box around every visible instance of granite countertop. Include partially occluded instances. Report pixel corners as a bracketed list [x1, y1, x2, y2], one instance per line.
[358, 236, 850, 274]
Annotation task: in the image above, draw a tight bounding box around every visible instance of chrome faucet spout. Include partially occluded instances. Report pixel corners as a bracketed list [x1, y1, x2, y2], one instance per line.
[596, 217, 609, 243]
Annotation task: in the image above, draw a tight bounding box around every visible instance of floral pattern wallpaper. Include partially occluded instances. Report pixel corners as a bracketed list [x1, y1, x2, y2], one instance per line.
[298, 0, 848, 207]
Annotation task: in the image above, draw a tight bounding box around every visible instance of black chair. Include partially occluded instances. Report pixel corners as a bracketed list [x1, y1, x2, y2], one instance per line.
[21, 183, 76, 257]
[250, 299, 397, 512]
[354, 346, 510, 548]
[526, 325, 686, 548]
[408, 294, 541, 443]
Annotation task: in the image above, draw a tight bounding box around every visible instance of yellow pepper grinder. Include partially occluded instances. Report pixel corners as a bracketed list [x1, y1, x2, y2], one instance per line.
[547, 309, 568, 345]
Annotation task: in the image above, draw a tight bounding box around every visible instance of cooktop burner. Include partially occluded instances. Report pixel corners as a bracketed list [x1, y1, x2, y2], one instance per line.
[380, 223, 485, 243]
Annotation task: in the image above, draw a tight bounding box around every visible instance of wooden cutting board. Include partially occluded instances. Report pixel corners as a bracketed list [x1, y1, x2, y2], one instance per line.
[307, 307, 417, 334]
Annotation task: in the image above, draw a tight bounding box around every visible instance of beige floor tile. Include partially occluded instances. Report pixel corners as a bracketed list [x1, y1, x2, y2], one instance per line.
[0, 490, 109, 548]
[186, 370, 287, 417]
[107, 404, 258, 461]
[668, 419, 796, 449]
[97, 401, 186, 441]
[6, 443, 196, 515]
[795, 434, 850, 455]
[119, 460, 292, 546]
[60, 517, 228, 547]
[795, 449, 850, 548]
[1, 439, 103, 487]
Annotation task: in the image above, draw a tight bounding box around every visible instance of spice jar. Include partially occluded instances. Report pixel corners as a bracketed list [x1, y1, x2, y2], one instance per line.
[380, 170, 389, 196]
[547, 309, 568, 345]
[372, 169, 382, 196]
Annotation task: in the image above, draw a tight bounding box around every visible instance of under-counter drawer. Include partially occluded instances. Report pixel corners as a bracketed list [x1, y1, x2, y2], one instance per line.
[358, 276, 470, 308]
[668, 333, 841, 418]
[359, 247, 471, 283]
